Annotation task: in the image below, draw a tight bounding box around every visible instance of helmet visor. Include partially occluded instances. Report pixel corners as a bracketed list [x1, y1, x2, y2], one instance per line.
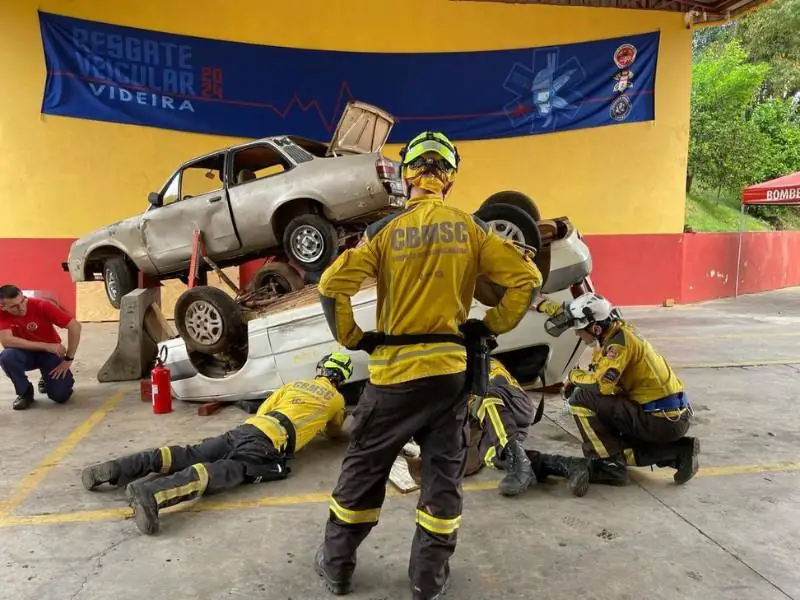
[544, 311, 586, 338]
[403, 134, 458, 170]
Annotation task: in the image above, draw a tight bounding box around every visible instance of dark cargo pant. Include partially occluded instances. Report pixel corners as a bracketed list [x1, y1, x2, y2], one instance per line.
[321, 372, 468, 596]
[473, 383, 534, 470]
[111, 423, 289, 510]
[568, 387, 690, 466]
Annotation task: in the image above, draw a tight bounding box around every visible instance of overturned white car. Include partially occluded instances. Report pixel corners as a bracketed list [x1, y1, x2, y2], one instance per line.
[159, 208, 597, 404]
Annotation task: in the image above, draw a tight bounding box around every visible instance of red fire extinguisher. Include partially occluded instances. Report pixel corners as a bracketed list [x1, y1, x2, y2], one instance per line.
[151, 345, 172, 414]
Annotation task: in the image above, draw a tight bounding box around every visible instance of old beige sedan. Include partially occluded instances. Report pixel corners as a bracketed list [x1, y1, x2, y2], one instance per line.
[62, 101, 405, 308]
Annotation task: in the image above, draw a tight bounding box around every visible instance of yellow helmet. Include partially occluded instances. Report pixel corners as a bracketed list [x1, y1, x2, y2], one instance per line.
[316, 352, 353, 386]
[399, 131, 461, 196]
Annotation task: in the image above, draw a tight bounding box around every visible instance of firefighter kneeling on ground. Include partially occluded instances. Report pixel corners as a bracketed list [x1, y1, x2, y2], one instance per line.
[541, 292, 700, 486]
[80, 352, 354, 535]
[464, 357, 591, 497]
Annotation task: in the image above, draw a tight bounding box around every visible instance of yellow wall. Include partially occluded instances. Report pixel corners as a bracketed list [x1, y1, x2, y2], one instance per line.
[0, 0, 692, 318]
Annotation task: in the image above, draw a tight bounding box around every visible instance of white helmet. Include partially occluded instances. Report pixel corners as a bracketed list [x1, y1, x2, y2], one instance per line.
[544, 292, 618, 337]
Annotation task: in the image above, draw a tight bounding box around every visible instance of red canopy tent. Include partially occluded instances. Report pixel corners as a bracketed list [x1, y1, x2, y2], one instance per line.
[735, 171, 800, 296]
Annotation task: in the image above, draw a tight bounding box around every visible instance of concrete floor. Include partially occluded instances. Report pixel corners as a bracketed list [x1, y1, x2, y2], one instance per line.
[2, 289, 800, 600]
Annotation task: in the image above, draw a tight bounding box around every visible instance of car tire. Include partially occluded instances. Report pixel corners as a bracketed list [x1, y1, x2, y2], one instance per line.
[474, 203, 542, 254]
[246, 262, 305, 295]
[102, 256, 137, 309]
[282, 214, 339, 272]
[472, 203, 543, 308]
[174, 286, 246, 355]
[480, 191, 541, 223]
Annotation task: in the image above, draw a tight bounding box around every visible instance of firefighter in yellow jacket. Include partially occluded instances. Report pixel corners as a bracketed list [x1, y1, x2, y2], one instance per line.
[314, 131, 542, 599]
[80, 353, 353, 535]
[543, 292, 699, 487]
[466, 357, 591, 497]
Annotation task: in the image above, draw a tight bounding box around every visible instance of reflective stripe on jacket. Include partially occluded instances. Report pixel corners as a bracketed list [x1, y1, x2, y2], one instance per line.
[318, 193, 543, 385]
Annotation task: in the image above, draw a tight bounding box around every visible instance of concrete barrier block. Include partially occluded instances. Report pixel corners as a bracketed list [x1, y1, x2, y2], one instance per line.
[97, 288, 161, 383]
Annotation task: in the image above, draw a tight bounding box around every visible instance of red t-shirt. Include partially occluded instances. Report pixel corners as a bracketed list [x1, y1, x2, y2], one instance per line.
[0, 297, 73, 344]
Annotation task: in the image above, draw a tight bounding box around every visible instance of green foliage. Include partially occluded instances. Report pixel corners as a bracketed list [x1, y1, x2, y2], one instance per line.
[736, 0, 800, 100]
[686, 0, 800, 232]
[688, 40, 769, 191]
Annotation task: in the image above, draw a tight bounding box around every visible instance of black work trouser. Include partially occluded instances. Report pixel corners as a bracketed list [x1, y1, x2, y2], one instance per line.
[568, 387, 690, 465]
[112, 424, 288, 509]
[474, 383, 533, 470]
[322, 372, 468, 596]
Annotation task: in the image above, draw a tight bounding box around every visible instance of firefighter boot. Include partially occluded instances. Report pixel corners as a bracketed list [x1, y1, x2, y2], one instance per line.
[126, 479, 160, 535]
[527, 451, 590, 497]
[588, 456, 629, 486]
[498, 439, 536, 496]
[673, 437, 700, 484]
[125, 465, 207, 535]
[315, 544, 353, 595]
[81, 460, 122, 491]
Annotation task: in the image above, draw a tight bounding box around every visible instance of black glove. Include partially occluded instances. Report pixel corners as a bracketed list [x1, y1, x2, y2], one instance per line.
[562, 380, 575, 399]
[459, 319, 495, 341]
[348, 331, 385, 355]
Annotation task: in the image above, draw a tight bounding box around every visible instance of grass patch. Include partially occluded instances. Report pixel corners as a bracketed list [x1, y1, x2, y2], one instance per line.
[685, 189, 770, 232]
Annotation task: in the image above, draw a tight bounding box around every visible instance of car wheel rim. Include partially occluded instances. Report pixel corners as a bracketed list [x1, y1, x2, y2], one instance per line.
[105, 269, 119, 300]
[291, 225, 325, 263]
[488, 219, 526, 244]
[184, 300, 224, 346]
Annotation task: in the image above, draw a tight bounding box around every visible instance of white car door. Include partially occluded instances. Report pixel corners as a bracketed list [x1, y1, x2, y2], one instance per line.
[265, 286, 379, 386]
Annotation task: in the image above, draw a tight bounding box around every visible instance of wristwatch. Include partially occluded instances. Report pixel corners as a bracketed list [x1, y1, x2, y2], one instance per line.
[64, 355, 74, 362]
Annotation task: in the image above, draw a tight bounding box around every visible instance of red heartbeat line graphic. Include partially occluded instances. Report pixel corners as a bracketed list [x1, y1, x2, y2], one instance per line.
[51, 70, 654, 132]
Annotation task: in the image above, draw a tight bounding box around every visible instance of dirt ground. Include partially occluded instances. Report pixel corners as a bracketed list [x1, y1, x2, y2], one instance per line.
[1, 288, 799, 600]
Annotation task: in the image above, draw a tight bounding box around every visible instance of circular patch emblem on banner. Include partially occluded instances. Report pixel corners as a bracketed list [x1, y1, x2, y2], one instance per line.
[610, 95, 632, 121]
[614, 44, 637, 69]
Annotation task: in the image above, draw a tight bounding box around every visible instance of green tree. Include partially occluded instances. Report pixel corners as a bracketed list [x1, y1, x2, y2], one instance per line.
[736, 0, 800, 100]
[687, 40, 770, 193]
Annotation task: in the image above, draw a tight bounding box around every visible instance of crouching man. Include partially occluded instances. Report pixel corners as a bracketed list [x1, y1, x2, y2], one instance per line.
[0, 285, 82, 410]
[543, 293, 699, 487]
[81, 352, 354, 535]
[466, 357, 590, 497]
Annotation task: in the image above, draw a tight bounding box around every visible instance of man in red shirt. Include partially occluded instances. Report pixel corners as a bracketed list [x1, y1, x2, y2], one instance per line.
[0, 285, 83, 410]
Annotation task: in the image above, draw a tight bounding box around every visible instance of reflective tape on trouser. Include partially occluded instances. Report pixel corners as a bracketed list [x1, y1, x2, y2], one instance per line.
[479, 397, 509, 447]
[624, 448, 637, 466]
[329, 497, 380, 525]
[158, 447, 172, 474]
[153, 463, 209, 508]
[569, 405, 609, 458]
[483, 446, 497, 469]
[415, 508, 461, 536]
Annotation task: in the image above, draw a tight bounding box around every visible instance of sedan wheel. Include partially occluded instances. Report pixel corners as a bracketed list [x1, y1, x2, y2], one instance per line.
[183, 300, 224, 347]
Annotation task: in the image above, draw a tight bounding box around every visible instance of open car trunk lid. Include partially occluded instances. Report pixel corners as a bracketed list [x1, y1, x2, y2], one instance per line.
[327, 101, 395, 156]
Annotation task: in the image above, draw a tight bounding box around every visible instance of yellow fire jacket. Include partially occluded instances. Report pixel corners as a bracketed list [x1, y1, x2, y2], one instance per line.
[488, 358, 523, 390]
[318, 193, 543, 385]
[569, 321, 684, 405]
[245, 377, 345, 452]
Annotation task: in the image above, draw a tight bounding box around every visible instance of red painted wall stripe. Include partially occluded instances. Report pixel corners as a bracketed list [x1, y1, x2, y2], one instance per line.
[0, 239, 77, 315]
[2, 233, 799, 323]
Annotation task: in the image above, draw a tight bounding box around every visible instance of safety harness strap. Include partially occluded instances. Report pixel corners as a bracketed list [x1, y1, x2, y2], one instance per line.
[265, 410, 297, 457]
[641, 392, 688, 413]
[380, 333, 466, 346]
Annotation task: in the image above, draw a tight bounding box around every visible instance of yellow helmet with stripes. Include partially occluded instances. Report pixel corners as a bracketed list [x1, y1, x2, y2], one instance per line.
[316, 352, 354, 386]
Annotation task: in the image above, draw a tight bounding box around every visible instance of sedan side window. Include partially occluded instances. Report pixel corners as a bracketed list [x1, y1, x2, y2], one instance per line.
[230, 144, 293, 187]
[179, 153, 226, 201]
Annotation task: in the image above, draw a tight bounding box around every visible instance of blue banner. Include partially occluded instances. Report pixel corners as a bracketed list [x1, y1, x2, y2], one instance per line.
[38, 11, 659, 143]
